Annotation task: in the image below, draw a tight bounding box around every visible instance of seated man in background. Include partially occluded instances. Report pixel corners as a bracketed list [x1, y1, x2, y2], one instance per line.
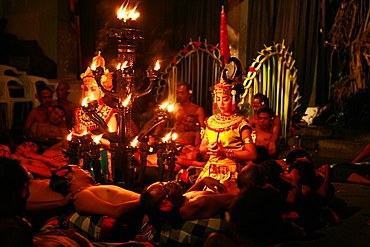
[52, 81, 77, 130]
[249, 93, 281, 157]
[177, 114, 202, 146]
[35, 105, 69, 147]
[252, 107, 280, 161]
[23, 86, 54, 138]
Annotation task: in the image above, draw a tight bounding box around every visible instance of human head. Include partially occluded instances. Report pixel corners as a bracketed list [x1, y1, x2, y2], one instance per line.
[80, 52, 113, 101]
[176, 83, 192, 104]
[0, 157, 30, 215]
[257, 107, 274, 130]
[260, 159, 284, 188]
[285, 147, 312, 165]
[37, 86, 53, 108]
[140, 181, 185, 226]
[0, 144, 11, 157]
[237, 163, 266, 190]
[229, 187, 285, 246]
[56, 82, 70, 100]
[289, 157, 315, 186]
[49, 165, 96, 196]
[15, 142, 41, 155]
[213, 69, 244, 114]
[48, 105, 66, 125]
[252, 93, 269, 113]
[183, 114, 198, 131]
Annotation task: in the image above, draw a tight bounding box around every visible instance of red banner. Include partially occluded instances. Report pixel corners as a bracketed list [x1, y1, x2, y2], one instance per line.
[220, 6, 231, 66]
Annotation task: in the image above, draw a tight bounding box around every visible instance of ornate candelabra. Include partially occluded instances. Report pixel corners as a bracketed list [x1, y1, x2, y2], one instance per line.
[87, 1, 162, 187]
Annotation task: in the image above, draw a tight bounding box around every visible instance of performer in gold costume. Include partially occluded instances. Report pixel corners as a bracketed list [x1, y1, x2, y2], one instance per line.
[198, 69, 257, 190]
[74, 52, 117, 136]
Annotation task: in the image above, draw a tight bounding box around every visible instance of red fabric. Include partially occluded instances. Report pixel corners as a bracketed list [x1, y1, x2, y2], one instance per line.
[220, 7, 231, 65]
[99, 217, 116, 241]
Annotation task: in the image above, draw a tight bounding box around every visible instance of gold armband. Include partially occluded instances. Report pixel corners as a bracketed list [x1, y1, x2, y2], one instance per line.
[244, 137, 252, 144]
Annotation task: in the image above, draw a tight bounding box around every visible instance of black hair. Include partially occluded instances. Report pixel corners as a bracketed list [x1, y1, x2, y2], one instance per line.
[289, 158, 316, 186]
[237, 164, 265, 189]
[49, 165, 73, 196]
[257, 107, 274, 118]
[253, 93, 269, 106]
[37, 85, 53, 95]
[52, 104, 66, 115]
[285, 148, 312, 165]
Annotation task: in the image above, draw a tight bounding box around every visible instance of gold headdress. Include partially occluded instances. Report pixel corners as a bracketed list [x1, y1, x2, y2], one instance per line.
[213, 57, 243, 111]
[80, 51, 113, 91]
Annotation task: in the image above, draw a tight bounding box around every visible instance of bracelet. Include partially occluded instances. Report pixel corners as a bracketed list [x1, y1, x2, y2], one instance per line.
[226, 149, 236, 158]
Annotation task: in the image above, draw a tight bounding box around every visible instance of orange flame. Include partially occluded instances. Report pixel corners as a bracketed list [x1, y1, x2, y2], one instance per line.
[162, 132, 172, 142]
[93, 134, 103, 144]
[159, 101, 169, 110]
[154, 60, 160, 71]
[122, 93, 132, 107]
[81, 97, 89, 107]
[172, 133, 178, 141]
[130, 136, 139, 147]
[67, 132, 73, 141]
[167, 104, 174, 112]
[90, 60, 97, 71]
[117, 1, 140, 21]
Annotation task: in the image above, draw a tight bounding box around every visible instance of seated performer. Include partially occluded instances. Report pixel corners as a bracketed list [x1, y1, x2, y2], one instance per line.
[198, 63, 257, 190]
[253, 107, 280, 160]
[176, 114, 202, 146]
[249, 93, 281, 156]
[74, 53, 117, 182]
[52, 81, 77, 130]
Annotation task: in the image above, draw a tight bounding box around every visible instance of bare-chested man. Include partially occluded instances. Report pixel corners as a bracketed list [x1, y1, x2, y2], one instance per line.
[23, 86, 53, 138]
[52, 82, 77, 130]
[141, 177, 233, 224]
[35, 105, 69, 141]
[249, 93, 281, 156]
[49, 165, 141, 219]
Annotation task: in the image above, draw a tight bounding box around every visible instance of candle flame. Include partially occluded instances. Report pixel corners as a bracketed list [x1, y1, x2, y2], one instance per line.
[108, 124, 115, 133]
[162, 132, 172, 142]
[116, 63, 121, 70]
[159, 101, 169, 110]
[93, 134, 103, 144]
[130, 136, 139, 147]
[172, 133, 178, 141]
[122, 94, 132, 107]
[91, 60, 97, 71]
[82, 129, 88, 136]
[82, 97, 89, 107]
[154, 60, 160, 71]
[167, 104, 174, 112]
[67, 132, 73, 141]
[117, 1, 140, 21]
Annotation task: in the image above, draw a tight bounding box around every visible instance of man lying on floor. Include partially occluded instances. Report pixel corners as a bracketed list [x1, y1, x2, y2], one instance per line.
[49, 164, 144, 241]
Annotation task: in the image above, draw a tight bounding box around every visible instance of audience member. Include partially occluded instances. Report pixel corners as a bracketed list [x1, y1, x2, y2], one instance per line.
[140, 177, 232, 226]
[198, 71, 257, 190]
[50, 164, 143, 241]
[253, 107, 280, 159]
[154, 83, 205, 136]
[176, 114, 201, 146]
[0, 157, 33, 247]
[23, 86, 53, 138]
[35, 105, 69, 146]
[52, 81, 77, 130]
[249, 93, 281, 156]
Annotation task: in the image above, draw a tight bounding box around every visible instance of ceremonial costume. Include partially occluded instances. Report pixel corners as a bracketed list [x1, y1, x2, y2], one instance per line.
[197, 113, 251, 183]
